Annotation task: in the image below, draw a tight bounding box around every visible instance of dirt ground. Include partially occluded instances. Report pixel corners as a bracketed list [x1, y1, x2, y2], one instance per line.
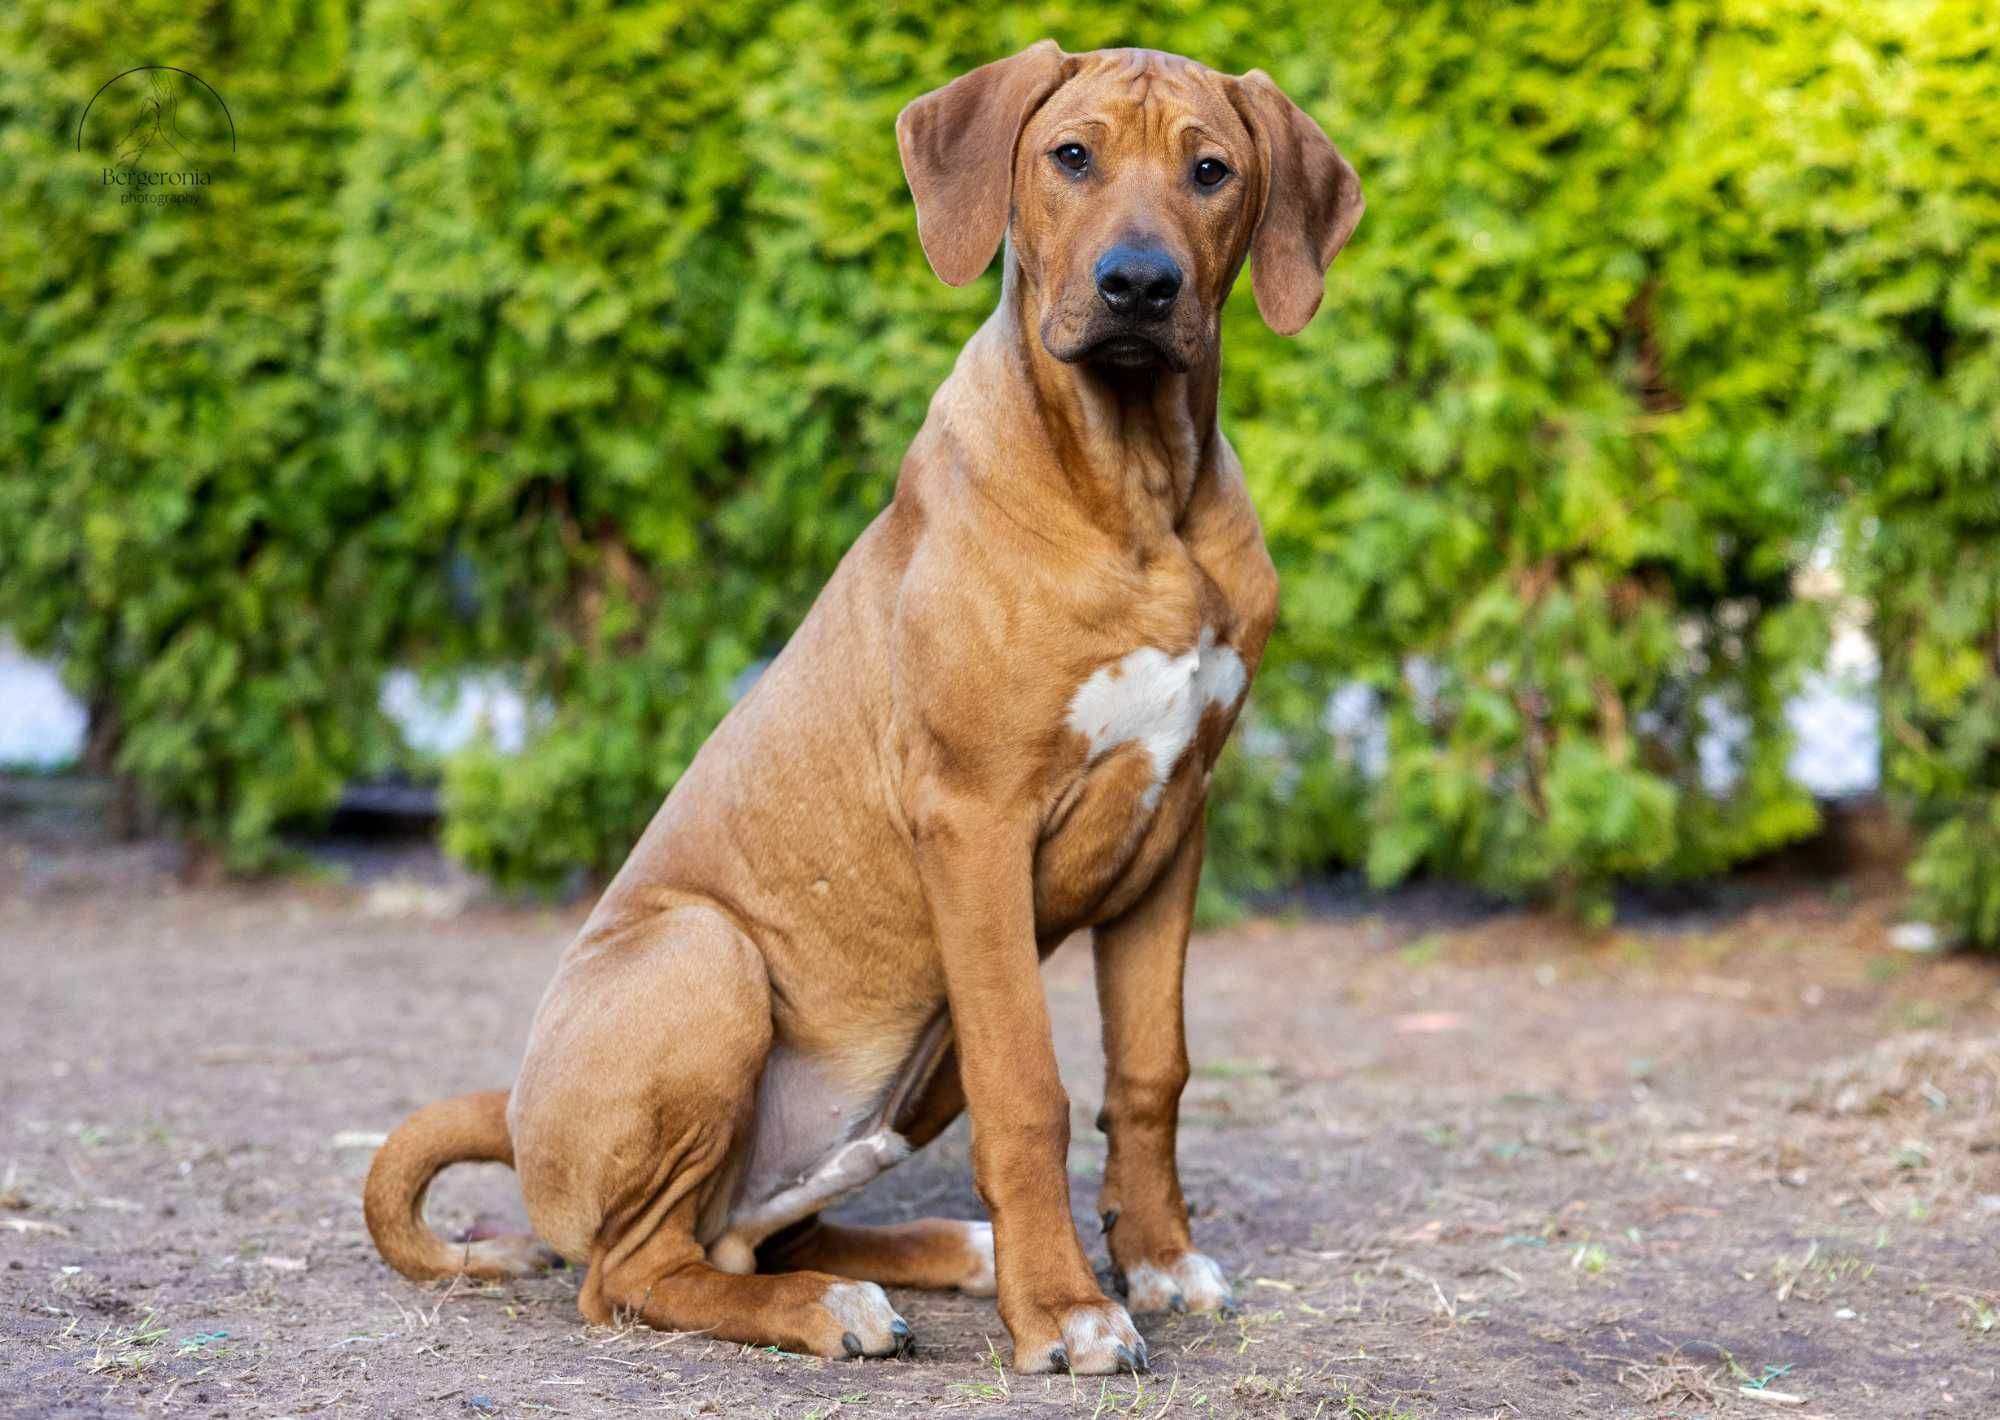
[3, 790, 1998, 1418]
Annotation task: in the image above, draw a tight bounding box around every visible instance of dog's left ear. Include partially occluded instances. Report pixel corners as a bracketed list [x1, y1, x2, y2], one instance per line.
[897, 40, 1071, 286]
[1230, 70, 1365, 336]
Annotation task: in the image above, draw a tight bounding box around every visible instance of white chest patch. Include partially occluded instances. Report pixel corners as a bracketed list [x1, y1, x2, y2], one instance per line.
[1066, 629, 1246, 807]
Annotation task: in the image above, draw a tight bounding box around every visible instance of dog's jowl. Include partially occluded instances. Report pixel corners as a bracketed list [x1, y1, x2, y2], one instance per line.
[366, 42, 1362, 1375]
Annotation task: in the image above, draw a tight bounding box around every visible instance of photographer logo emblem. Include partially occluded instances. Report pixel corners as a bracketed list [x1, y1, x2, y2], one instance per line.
[76, 66, 235, 210]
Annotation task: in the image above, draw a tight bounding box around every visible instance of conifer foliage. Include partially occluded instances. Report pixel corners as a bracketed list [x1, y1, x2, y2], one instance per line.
[3, 2, 1995, 932]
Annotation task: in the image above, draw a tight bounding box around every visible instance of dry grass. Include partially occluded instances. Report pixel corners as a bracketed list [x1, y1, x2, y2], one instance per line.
[1614, 1349, 1733, 1408]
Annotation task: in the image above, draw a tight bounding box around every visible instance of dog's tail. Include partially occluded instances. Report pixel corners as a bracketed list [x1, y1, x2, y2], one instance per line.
[363, 1089, 558, 1281]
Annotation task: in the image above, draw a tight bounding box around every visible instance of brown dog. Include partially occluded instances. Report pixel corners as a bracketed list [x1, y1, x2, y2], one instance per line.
[366, 41, 1361, 1375]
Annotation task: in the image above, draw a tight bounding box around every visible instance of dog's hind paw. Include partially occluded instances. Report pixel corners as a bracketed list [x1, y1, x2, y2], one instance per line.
[958, 1221, 997, 1296]
[821, 1281, 913, 1360]
[455, 1231, 564, 1278]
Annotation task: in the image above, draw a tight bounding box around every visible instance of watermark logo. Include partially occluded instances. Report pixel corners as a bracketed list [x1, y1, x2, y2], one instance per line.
[76, 66, 235, 210]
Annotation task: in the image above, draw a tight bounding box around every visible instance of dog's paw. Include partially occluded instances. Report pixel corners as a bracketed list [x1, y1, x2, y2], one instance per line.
[455, 1227, 565, 1279]
[821, 1281, 915, 1360]
[1014, 1298, 1146, 1375]
[958, 1222, 997, 1297]
[1122, 1251, 1234, 1315]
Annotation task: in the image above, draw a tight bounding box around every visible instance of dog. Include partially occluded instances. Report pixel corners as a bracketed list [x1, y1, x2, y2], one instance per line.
[366, 40, 1362, 1376]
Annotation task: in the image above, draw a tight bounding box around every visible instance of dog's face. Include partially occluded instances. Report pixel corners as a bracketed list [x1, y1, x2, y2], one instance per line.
[898, 44, 1364, 368]
[1015, 54, 1262, 373]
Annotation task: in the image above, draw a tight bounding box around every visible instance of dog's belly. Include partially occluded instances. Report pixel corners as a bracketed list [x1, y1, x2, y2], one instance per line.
[706, 1011, 951, 1272]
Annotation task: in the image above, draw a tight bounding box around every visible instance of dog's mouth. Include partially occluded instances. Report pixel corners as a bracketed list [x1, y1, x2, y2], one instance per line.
[1088, 334, 1166, 368]
[1074, 331, 1189, 375]
[1041, 313, 1198, 376]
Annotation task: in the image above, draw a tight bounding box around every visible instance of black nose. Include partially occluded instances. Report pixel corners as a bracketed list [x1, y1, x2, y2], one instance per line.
[1094, 245, 1182, 321]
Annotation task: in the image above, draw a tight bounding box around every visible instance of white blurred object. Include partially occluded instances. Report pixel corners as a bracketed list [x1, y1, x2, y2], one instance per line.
[0, 633, 87, 768]
[1786, 618, 1880, 798]
[1324, 681, 1389, 779]
[1887, 921, 1945, 953]
[378, 668, 533, 755]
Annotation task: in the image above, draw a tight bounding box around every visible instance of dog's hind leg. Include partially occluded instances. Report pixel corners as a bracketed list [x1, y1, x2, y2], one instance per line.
[510, 901, 914, 1358]
[759, 1215, 996, 1296]
[586, 1233, 913, 1358]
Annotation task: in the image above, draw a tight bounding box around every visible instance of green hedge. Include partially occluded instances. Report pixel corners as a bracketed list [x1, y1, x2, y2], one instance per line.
[0, 0, 388, 864]
[1635, 0, 2000, 943]
[4, 1, 1996, 929]
[1745, 3, 2000, 946]
[1229, 2, 1831, 915]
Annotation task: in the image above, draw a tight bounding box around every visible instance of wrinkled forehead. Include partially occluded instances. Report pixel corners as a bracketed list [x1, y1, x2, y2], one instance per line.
[1025, 49, 1251, 156]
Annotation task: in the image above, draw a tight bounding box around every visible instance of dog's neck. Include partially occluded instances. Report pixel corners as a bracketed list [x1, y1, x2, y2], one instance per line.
[973, 255, 1220, 544]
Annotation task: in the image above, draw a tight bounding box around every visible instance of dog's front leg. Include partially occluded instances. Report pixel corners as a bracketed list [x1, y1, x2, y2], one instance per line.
[914, 791, 1147, 1375]
[1091, 824, 1236, 1316]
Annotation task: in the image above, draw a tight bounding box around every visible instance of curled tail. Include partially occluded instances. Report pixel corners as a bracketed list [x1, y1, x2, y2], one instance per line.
[363, 1089, 558, 1281]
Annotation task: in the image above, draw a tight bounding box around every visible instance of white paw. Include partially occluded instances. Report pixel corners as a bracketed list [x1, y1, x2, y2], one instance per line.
[821, 1280, 912, 1358]
[959, 1221, 996, 1296]
[1123, 1251, 1234, 1314]
[1028, 1299, 1144, 1375]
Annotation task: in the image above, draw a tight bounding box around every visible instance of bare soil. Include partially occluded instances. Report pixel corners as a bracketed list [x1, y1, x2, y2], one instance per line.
[3, 791, 1998, 1417]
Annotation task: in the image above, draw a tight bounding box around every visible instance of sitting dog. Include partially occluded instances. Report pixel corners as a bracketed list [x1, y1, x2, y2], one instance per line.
[367, 40, 1362, 1375]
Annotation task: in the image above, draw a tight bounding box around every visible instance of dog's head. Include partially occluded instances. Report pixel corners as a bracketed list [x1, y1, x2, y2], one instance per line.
[897, 43, 1363, 374]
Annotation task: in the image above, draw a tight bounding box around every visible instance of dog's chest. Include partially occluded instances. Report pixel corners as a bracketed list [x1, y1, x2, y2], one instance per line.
[1031, 626, 1246, 933]
[1065, 628, 1245, 806]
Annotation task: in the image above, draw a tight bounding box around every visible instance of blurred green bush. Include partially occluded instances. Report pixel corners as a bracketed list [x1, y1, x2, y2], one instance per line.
[2, 1, 1995, 931]
[1758, 3, 2000, 947]
[0, 0, 390, 863]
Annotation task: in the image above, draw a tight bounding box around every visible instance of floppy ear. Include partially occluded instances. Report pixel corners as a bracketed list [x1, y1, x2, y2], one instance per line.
[896, 40, 1071, 286]
[1230, 70, 1365, 336]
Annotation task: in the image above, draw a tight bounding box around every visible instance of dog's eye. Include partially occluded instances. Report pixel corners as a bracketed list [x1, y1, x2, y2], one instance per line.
[1052, 143, 1090, 174]
[1194, 158, 1230, 187]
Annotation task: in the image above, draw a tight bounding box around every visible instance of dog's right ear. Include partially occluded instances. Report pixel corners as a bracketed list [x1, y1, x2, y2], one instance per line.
[897, 40, 1070, 286]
